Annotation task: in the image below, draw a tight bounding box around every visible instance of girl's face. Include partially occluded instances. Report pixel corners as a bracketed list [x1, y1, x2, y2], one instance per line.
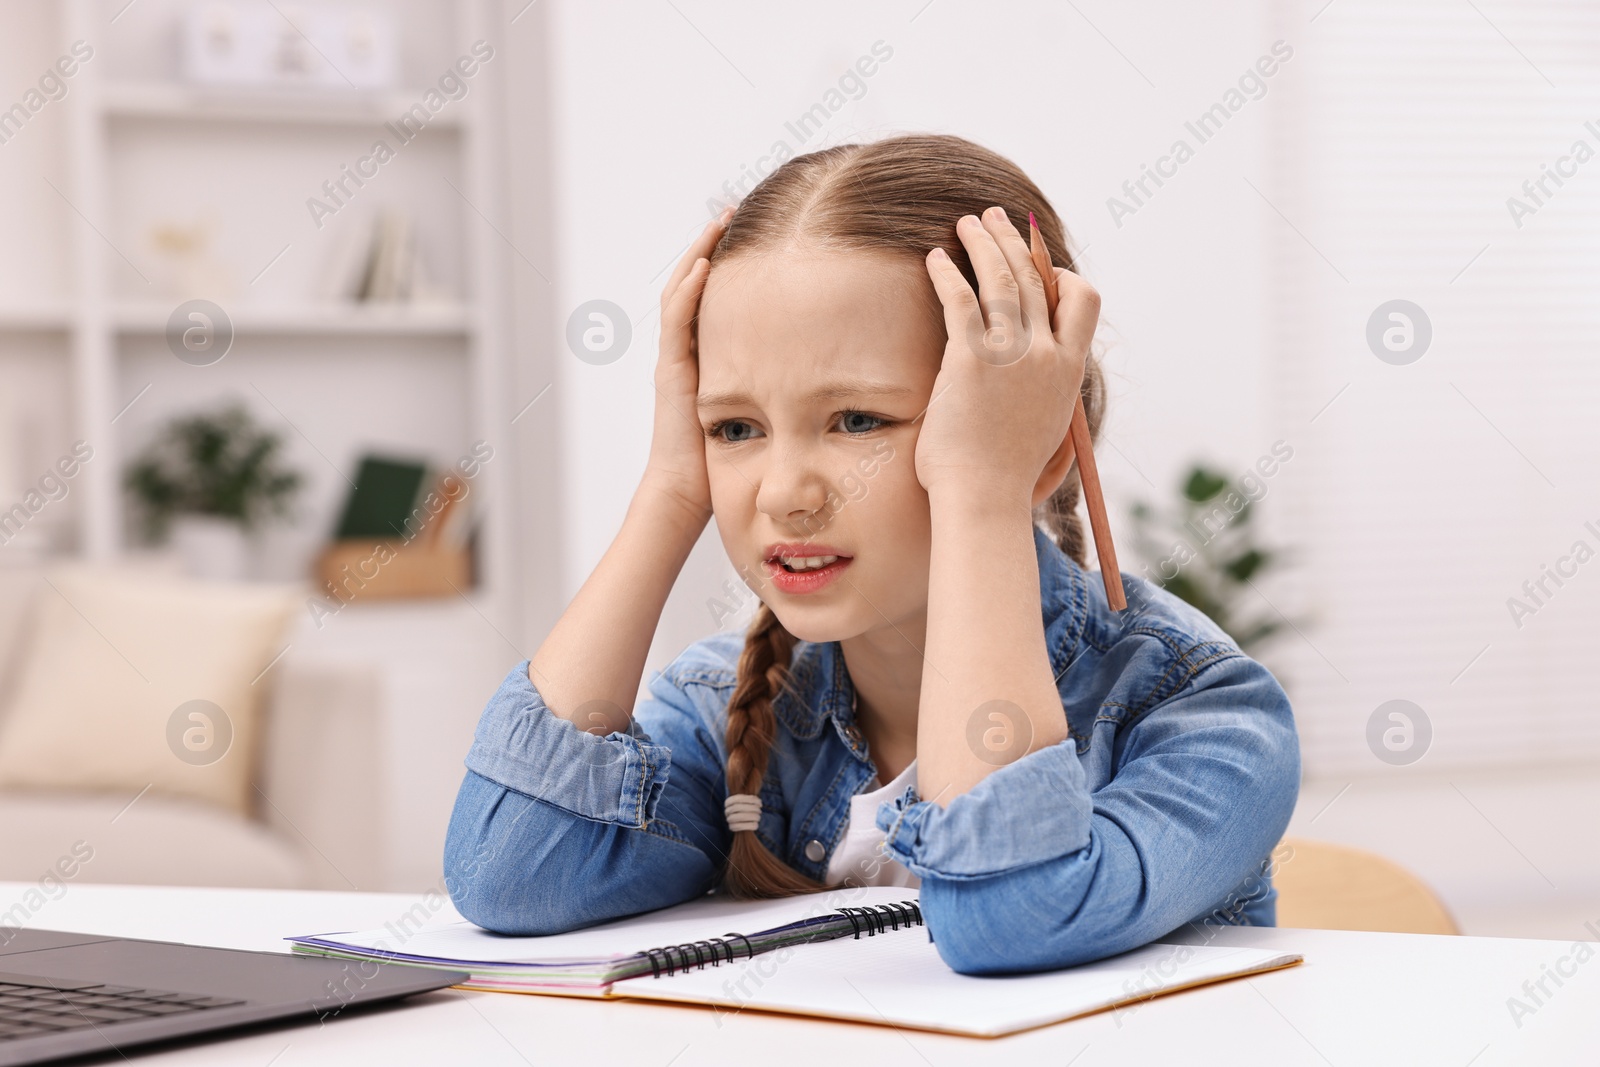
[697, 249, 945, 644]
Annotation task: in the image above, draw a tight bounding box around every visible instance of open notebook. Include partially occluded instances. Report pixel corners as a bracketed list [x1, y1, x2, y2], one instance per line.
[287, 887, 1302, 1038]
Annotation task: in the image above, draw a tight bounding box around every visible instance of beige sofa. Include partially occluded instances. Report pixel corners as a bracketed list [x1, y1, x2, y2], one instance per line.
[0, 565, 385, 891]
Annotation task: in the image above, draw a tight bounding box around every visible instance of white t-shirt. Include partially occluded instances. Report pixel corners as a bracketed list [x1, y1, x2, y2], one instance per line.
[824, 759, 921, 889]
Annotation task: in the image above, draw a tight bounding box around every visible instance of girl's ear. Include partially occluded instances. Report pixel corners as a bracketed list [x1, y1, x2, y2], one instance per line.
[1031, 427, 1077, 508]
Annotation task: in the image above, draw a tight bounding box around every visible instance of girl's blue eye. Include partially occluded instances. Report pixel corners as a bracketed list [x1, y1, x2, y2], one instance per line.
[709, 414, 884, 440]
[713, 420, 761, 443]
[838, 411, 885, 435]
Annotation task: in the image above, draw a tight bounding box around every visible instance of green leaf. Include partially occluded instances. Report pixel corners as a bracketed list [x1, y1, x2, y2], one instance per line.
[1182, 467, 1229, 503]
[1224, 549, 1267, 583]
[124, 403, 302, 538]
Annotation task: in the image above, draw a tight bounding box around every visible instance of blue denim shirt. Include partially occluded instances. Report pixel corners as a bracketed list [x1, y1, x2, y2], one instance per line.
[444, 524, 1301, 975]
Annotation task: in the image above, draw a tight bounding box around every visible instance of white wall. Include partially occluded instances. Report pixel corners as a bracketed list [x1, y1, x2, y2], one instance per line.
[1264, 0, 1600, 776]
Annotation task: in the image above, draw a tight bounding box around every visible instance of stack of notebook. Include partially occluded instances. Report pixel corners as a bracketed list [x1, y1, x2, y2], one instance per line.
[289, 887, 1302, 1037]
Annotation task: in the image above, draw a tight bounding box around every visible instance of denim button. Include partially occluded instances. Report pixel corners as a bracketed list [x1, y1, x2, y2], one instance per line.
[804, 839, 826, 863]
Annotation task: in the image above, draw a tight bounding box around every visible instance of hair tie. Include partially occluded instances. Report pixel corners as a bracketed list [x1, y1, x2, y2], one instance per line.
[724, 793, 762, 832]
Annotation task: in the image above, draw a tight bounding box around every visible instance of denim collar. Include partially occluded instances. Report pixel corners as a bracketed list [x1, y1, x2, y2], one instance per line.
[771, 523, 1088, 746]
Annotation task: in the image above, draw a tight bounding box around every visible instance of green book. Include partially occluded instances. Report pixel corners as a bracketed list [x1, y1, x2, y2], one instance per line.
[333, 455, 429, 539]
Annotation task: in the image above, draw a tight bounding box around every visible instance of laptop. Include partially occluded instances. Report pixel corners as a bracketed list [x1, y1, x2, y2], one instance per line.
[0, 928, 467, 1065]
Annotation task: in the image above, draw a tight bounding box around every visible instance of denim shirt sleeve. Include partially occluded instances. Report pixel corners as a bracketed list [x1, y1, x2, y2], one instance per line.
[874, 644, 1300, 975]
[442, 659, 733, 935]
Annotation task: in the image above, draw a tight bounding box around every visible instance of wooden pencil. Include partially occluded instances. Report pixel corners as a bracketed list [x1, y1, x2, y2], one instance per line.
[1028, 211, 1127, 611]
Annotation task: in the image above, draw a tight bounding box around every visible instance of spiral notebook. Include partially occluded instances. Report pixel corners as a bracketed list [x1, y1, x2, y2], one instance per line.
[287, 887, 1302, 1037]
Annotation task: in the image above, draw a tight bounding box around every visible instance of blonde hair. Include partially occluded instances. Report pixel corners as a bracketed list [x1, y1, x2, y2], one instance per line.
[702, 133, 1106, 898]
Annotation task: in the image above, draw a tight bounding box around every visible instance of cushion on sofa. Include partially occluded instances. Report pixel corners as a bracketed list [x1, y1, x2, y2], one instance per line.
[0, 563, 300, 815]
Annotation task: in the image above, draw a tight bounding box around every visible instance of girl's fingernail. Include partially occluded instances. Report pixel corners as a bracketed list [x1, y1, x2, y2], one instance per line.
[1028, 210, 1038, 229]
[930, 247, 948, 262]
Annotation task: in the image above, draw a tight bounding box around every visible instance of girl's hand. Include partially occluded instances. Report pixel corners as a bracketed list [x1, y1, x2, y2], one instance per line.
[915, 206, 1100, 506]
[642, 207, 733, 517]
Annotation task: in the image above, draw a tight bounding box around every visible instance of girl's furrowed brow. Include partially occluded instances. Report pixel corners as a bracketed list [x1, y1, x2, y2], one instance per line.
[697, 380, 916, 409]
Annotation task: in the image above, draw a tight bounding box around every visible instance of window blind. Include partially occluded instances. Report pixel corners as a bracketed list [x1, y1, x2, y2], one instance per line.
[1266, 0, 1600, 772]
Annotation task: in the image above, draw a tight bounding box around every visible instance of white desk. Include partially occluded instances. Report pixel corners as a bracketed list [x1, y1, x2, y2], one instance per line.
[1, 882, 1594, 1065]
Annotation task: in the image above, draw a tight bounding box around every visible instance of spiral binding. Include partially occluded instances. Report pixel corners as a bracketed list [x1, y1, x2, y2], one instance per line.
[643, 931, 755, 978]
[640, 901, 923, 977]
[836, 901, 923, 938]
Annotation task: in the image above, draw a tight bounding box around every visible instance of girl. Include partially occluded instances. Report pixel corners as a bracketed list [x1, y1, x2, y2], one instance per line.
[444, 133, 1300, 975]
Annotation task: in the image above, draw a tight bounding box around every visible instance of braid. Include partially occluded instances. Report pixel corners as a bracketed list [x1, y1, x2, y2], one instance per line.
[722, 603, 829, 898]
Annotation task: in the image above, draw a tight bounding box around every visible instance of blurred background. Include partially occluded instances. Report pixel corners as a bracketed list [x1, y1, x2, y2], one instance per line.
[0, 0, 1596, 941]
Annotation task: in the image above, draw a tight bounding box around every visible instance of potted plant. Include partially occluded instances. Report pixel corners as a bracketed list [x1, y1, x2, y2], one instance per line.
[125, 403, 302, 580]
[1125, 462, 1300, 658]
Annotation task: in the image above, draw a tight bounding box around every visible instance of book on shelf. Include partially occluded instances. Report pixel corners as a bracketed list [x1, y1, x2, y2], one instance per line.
[317, 453, 472, 598]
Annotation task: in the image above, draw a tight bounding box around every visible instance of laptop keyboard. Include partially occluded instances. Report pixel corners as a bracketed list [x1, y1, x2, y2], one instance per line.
[0, 978, 246, 1040]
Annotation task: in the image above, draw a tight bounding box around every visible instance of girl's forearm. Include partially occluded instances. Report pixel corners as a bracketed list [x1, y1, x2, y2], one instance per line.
[528, 479, 709, 734]
[916, 483, 1071, 804]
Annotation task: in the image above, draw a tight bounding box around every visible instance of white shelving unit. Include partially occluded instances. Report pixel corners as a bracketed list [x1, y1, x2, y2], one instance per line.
[100, 80, 470, 128]
[112, 299, 474, 336]
[49, 0, 516, 634]
[0, 305, 74, 332]
[9, 0, 528, 889]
